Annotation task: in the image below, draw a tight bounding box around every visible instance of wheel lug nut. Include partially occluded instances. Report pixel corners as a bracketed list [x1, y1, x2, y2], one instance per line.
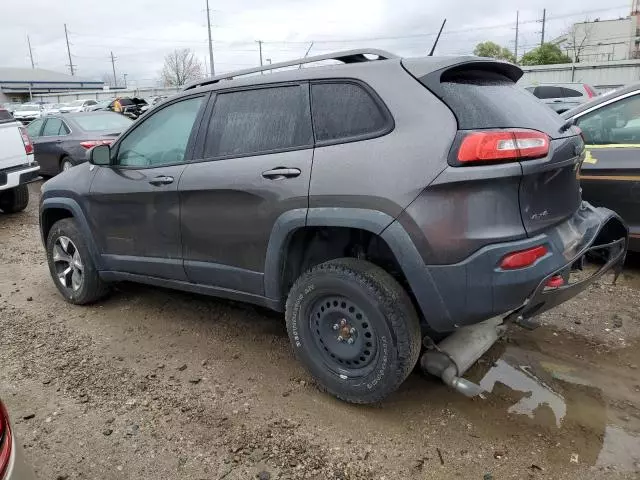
[349, 328, 356, 335]
[332, 324, 339, 331]
[337, 336, 344, 342]
[347, 338, 354, 345]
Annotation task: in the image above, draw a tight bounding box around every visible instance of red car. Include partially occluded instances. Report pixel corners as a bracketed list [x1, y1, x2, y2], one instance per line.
[1, 399, 35, 480]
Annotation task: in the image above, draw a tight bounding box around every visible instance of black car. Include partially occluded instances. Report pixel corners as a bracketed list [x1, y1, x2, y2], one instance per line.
[25, 111, 132, 175]
[39, 49, 627, 404]
[562, 83, 640, 251]
[106, 97, 149, 119]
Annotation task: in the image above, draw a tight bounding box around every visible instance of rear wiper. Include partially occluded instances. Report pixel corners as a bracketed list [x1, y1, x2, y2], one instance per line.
[559, 118, 575, 133]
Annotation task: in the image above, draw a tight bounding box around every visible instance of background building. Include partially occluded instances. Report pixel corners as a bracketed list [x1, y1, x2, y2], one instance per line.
[0, 68, 103, 103]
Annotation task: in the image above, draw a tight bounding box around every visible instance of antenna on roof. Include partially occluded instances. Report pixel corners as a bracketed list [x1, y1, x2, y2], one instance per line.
[428, 19, 447, 56]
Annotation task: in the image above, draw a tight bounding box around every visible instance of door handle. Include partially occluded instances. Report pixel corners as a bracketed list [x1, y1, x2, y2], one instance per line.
[552, 100, 563, 103]
[148, 175, 174, 186]
[262, 167, 301, 179]
[55, 139, 63, 143]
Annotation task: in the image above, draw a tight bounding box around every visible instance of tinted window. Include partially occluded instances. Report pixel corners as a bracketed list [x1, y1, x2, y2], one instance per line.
[534, 86, 565, 99]
[0, 109, 13, 123]
[205, 85, 312, 158]
[577, 94, 640, 145]
[431, 70, 566, 135]
[74, 113, 132, 132]
[116, 96, 203, 167]
[26, 119, 44, 138]
[562, 87, 584, 98]
[42, 118, 67, 136]
[311, 82, 388, 142]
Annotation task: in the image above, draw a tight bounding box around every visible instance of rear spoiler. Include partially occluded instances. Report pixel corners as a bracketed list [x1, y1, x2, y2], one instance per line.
[402, 57, 523, 85]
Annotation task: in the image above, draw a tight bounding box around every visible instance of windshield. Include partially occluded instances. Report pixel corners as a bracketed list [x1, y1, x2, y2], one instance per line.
[73, 113, 133, 132]
[70, 100, 86, 106]
[16, 104, 39, 111]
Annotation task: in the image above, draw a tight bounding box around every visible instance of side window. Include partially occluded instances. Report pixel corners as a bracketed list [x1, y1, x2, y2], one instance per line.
[562, 87, 584, 98]
[87, 100, 97, 106]
[116, 96, 204, 167]
[204, 85, 312, 158]
[577, 94, 640, 145]
[534, 86, 564, 99]
[42, 118, 64, 136]
[310, 82, 389, 142]
[59, 121, 70, 135]
[26, 119, 44, 138]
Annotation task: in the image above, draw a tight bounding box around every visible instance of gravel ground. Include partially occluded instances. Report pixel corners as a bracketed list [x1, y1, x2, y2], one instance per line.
[1, 183, 639, 480]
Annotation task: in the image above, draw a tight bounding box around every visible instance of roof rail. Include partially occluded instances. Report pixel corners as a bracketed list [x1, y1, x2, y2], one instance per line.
[184, 48, 397, 90]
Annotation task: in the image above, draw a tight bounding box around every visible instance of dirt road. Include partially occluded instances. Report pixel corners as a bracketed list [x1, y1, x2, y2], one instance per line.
[1, 184, 639, 479]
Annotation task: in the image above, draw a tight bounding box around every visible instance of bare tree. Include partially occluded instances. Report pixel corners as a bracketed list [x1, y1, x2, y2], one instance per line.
[161, 49, 203, 87]
[563, 20, 595, 63]
[101, 72, 115, 87]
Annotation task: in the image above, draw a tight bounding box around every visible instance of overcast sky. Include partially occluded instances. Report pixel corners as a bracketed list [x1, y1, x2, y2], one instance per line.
[1, 0, 632, 87]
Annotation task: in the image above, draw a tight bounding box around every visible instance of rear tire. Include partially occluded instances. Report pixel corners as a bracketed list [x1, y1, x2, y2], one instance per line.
[46, 218, 109, 305]
[285, 258, 421, 404]
[60, 156, 74, 173]
[0, 185, 29, 214]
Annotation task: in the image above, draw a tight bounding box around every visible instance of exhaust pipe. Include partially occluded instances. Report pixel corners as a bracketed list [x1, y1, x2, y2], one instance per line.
[421, 317, 505, 397]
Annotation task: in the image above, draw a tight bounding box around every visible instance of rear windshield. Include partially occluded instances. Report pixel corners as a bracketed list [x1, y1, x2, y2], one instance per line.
[425, 70, 567, 137]
[74, 113, 132, 132]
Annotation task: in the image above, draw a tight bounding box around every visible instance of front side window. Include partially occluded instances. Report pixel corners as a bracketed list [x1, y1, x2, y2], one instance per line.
[26, 119, 44, 138]
[116, 96, 204, 167]
[42, 118, 68, 136]
[534, 86, 564, 99]
[311, 82, 389, 142]
[204, 85, 312, 158]
[577, 93, 640, 144]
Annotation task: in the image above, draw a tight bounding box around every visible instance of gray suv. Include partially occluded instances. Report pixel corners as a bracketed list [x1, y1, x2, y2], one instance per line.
[39, 49, 627, 404]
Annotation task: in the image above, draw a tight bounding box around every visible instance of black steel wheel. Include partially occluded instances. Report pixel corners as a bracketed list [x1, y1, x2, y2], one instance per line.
[285, 258, 421, 404]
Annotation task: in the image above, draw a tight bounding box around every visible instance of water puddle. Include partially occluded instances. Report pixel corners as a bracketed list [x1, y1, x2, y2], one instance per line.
[469, 343, 640, 471]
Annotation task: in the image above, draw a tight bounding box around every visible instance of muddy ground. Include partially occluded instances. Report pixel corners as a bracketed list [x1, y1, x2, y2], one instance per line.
[1, 183, 639, 480]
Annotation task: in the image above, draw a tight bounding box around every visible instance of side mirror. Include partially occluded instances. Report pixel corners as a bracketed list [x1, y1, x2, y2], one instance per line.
[89, 144, 111, 166]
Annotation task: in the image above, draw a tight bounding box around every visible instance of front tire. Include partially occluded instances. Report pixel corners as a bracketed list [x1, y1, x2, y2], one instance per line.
[0, 185, 29, 213]
[285, 258, 421, 404]
[60, 156, 74, 173]
[46, 218, 109, 304]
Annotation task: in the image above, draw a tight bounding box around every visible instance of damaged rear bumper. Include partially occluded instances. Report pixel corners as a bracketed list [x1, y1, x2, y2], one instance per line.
[505, 204, 627, 323]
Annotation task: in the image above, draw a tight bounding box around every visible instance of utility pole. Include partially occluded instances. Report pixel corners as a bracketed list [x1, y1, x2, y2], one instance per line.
[257, 40, 263, 73]
[123, 73, 128, 89]
[110, 51, 117, 88]
[204, 56, 209, 77]
[64, 24, 75, 76]
[205, 0, 215, 76]
[27, 35, 35, 69]
[514, 11, 519, 62]
[540, 8, 546, 46]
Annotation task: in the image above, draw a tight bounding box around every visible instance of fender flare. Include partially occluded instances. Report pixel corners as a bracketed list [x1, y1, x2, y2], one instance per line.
[40, 197, 103, 270]
[263, 207, 452, 327]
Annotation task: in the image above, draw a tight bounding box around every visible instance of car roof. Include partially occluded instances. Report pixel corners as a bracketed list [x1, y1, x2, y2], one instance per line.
[562, 82, 640, 118]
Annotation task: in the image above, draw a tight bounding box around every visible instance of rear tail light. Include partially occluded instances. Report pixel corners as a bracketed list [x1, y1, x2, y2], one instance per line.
[80, 139, 114, 149]
[545, 275, 565, 288]
[0, 400, 13, 479]
[457, 129, 550, 164]
[584, 85, 596, 98]
[500, 245, 548, 270]
[19, 126, 34, 155]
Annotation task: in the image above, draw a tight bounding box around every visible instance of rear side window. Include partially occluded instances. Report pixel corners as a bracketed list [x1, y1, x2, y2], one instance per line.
[562, 87, 584, 98]
[534, 86, 565, 99]
[430, 70, 566, 135]
[42, 118, 68, 136]
[205, 85, 312, 158]
[0, 109, 12, 124]
[311, 82, 389, 142]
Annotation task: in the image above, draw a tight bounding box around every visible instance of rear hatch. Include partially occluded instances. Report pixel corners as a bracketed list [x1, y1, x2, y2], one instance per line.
[403, 58, 584, 237]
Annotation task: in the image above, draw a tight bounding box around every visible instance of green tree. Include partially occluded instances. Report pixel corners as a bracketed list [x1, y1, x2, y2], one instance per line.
[473, 41, 516, 63]
[520, 43, 572, 66]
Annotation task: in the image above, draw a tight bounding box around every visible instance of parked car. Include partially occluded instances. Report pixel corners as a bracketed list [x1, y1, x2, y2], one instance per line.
[106, 97, 148, 119]
[562, 82, 640, 252]
[0, 102, 21, 115]
[86, 99, 113, 112]
[42, 103, 68, 116]
[59, 99, 99, 113]
[39, 49, 627, 404]
[11, 104, 42, 124]
[0, 108, 40, 213]
[525, 82, 599, 113]
[0, 399, 37, 480]
[25, 111, 132, 176]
